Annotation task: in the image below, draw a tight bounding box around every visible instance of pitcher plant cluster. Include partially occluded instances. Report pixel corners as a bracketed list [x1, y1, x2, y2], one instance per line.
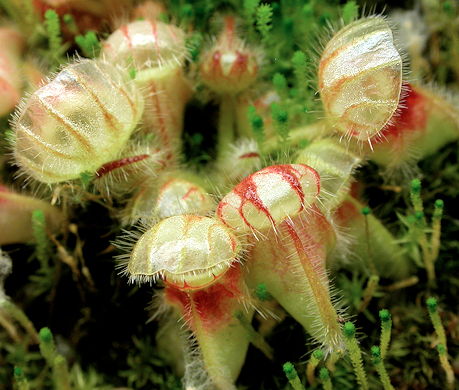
[0, 0, 458, 389]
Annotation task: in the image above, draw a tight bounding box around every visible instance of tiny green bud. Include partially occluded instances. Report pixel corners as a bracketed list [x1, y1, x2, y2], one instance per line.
[426, 297, 437, 313]
[252, 115, 264, 130]
[283, 362, 297, 380]
[312, 349, 324, 360]
[319, 367, 330, 380]
[379, 308, 392, 360]
[45, 9, 58, 19]
[14, 366, 24, 378]
[379, 309, 391, 322]
[276, 111, 288, 124]
[371, 345, 381, 358]
[292, 51, 306, 69]
[343, 322, 355, 338]
[361, 206, 371, 216]
[433, 199, 444, 221]
[255, 283, 272, 301]
[39, 326, 57, 365]
[63, 14, 78, 35]
[273, 73, 287, 92]
[411, 178, 421, 194]
[283, 361, 305, 390]
[271, 103, 288, 124]
[39, 327, 53, 343]
[342, 321, 368, 388]
[13, 366, 29, 389]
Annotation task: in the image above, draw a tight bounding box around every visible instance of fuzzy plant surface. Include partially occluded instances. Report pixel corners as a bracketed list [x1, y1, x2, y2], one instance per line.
[0, 1, 458, 390]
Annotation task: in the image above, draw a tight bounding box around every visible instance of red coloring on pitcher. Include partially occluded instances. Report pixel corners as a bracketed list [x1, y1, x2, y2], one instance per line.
[164, 265, 243, 332]
[375, 83, 428, 144]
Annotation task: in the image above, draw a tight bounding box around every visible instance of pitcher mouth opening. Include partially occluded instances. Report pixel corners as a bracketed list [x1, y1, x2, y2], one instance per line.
[163, 262, 233, 291]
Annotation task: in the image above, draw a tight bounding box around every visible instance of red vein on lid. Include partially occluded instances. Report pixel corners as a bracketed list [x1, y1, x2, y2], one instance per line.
[149, 82, 171, 152]
[120, 25, 132, 49]
[220, 164, 319, 229]
[149, 20, 160, 54]
[239, 152, 260, 159]
[232, 173, 274, 229]
[181, 187, 199, 200]
[95, 154, 149, 177]
[224, 16, 236, 49]
[270, 165, 306, 207]
[150, 86, 168, 144]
